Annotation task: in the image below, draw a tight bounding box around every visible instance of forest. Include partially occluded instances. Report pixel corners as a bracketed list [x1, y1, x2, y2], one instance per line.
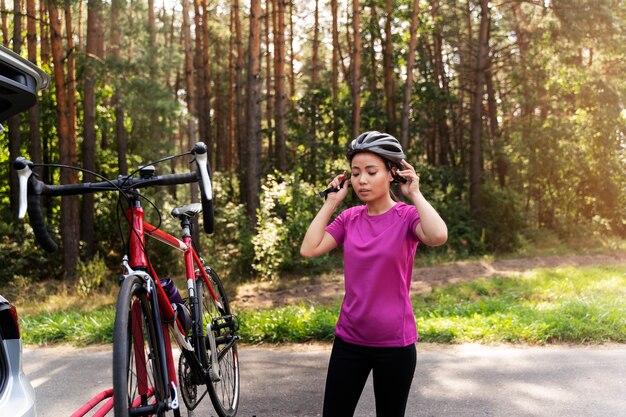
[0, 0, 624, 286]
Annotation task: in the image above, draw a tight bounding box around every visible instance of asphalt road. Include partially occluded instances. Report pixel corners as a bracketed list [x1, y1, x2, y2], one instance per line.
[23, 343, 626, 417]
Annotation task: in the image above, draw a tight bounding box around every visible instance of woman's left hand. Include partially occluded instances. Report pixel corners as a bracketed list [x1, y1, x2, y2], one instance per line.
[397, 159, 421, 198]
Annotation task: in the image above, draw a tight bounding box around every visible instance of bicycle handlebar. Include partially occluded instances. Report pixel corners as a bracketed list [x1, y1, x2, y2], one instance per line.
[192, 142, 214, 234]
[14, 142, 215, 253]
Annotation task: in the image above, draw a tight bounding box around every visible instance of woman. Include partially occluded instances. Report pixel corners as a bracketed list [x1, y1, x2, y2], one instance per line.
[300, 131, 447, 417]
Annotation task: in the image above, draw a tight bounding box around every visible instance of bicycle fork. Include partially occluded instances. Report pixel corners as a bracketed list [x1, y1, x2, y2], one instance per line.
[122, 258, 181, 415]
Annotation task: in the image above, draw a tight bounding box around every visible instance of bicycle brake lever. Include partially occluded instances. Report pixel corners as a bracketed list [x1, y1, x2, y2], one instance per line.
[14, 157, 33, 219]
[193, 143, 213, 201]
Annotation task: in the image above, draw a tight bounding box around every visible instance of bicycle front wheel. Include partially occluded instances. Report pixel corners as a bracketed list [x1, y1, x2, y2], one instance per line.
[198, 267, 240, 417]
[113, 275, 167, 417]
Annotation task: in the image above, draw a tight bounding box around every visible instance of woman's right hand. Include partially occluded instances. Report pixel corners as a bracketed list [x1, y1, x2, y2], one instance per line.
[326, 170, 350, 202]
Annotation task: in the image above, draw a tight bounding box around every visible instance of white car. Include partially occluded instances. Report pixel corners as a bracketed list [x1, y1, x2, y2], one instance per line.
[0, 45, 49, 417]
[0, 295, 36, 417]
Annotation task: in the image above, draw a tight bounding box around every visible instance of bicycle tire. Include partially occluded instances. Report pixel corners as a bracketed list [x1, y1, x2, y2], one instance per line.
[113, 275, 167, 417]
[198, 267, 240, 417]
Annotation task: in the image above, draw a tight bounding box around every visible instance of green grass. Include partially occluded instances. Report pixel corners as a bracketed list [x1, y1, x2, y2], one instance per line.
[238, 303, 340, 343]
[19, 265, 626, 346]
[20, 307, 115, 346]
[415, 266, 626, 344]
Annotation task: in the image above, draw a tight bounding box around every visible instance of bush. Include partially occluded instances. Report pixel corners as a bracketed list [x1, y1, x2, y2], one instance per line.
[478, 180, 526, 253]
[200, 172, 256, 281]
[76, 254, 109, 297]
[0, 219, 60, 287]
[252, 172, 323, 280]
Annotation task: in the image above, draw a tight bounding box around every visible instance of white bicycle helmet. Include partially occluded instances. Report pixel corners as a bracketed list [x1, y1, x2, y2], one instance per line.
[347, 131, 406, 167]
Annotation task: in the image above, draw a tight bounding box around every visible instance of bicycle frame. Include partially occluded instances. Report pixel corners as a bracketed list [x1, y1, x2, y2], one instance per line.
[124, 199, 221, 412]
[14, 141, 236, 416]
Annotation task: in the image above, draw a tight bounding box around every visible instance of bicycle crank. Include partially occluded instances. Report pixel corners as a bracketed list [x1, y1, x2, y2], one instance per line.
[178, 353, 208, 410]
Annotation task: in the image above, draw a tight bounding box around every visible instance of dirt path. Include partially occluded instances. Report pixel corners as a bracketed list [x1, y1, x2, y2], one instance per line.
[232, 251, 626, 309]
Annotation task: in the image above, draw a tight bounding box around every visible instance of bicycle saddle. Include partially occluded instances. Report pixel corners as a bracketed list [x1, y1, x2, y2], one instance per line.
[171, 202, 203, 219]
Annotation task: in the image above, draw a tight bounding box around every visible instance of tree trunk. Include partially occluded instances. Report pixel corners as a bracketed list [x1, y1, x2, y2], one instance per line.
[50, 3, 79, 281]
[182, 0, 197, 142]
[147, 0, 156, 71]
[77, 0, 83, 51]
[469, 0, 490, 222]
[485, 51, 506, 187]
[40, 0, 50, 184]
[287, 0, 295, 105]
[110, 0, 127, 175]
[193, 0, 206, 146]
[181, 0, 200, 242]
[214, 36, 227, 171]
[331, 0, 339, 152]
[351, 0, 361, 138]
[0, 0, 8, 45]
[81, 0, 100, 259]
[26, 0, 41, 165]
[39, 0, 49, 65]
[264, 0, 273, 162]
[227, 4, 236, 172]
[400, 0, 420, 149]
[8, 0, 22, 219]
[367, 5, 379, 113]
[431, 0, 450, 166]
[246, 0, 262, 228]
[311, 0, 320, 86]
[233, 0, 247, 205]
[274, 0, 287, 172]
[200, 0, 212, 162]
[147, 0, 158, 142]
[65, 5, 77, 150]
[383, 0, 395, 135]
[309, 0, 320, 182]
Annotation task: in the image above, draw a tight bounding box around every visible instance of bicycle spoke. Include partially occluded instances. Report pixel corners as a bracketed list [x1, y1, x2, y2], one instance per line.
[197, 268, 240, 417]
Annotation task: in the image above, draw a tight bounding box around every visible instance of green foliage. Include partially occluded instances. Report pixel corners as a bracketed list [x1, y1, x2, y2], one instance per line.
[199, 172, 255, 280]
[76, 254, 109, 297]
[0, 216, 61, 286]
[252, 176, 288, 280]
[478, 181, 526, 253]
[252, 172, 325, 280]
[2, 0, 625, 290]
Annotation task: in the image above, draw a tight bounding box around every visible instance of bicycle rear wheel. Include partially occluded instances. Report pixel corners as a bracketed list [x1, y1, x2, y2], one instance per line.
[197, 267, 240, 417]
[113, 275, 167, 417]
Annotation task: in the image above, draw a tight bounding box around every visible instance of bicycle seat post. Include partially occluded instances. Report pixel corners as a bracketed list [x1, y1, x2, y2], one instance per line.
[180, 217, 191, 240]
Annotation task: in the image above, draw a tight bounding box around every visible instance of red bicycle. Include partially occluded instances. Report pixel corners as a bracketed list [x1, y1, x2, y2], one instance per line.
[14, 142, 240, 417]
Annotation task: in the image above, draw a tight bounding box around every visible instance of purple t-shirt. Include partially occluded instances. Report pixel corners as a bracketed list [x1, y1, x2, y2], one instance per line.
[325, 202, 421, 347]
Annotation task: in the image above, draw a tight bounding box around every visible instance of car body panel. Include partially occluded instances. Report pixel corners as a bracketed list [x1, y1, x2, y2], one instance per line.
[0, 46, 49, 123]
[0, 37, 48, 417]
[0, 45, 49, 90]
[0, 296, 37, 417]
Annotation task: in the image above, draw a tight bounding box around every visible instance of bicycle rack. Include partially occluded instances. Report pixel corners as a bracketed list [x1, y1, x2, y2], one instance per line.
[69, 387, 158, 417]
[69, 388, 114, 417]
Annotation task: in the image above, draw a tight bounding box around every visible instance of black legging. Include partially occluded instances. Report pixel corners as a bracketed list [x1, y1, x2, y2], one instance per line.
[322, 336, 417, 417]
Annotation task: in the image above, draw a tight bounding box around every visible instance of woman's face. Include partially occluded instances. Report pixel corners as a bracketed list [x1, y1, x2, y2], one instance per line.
[350, 152, 393, 203]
